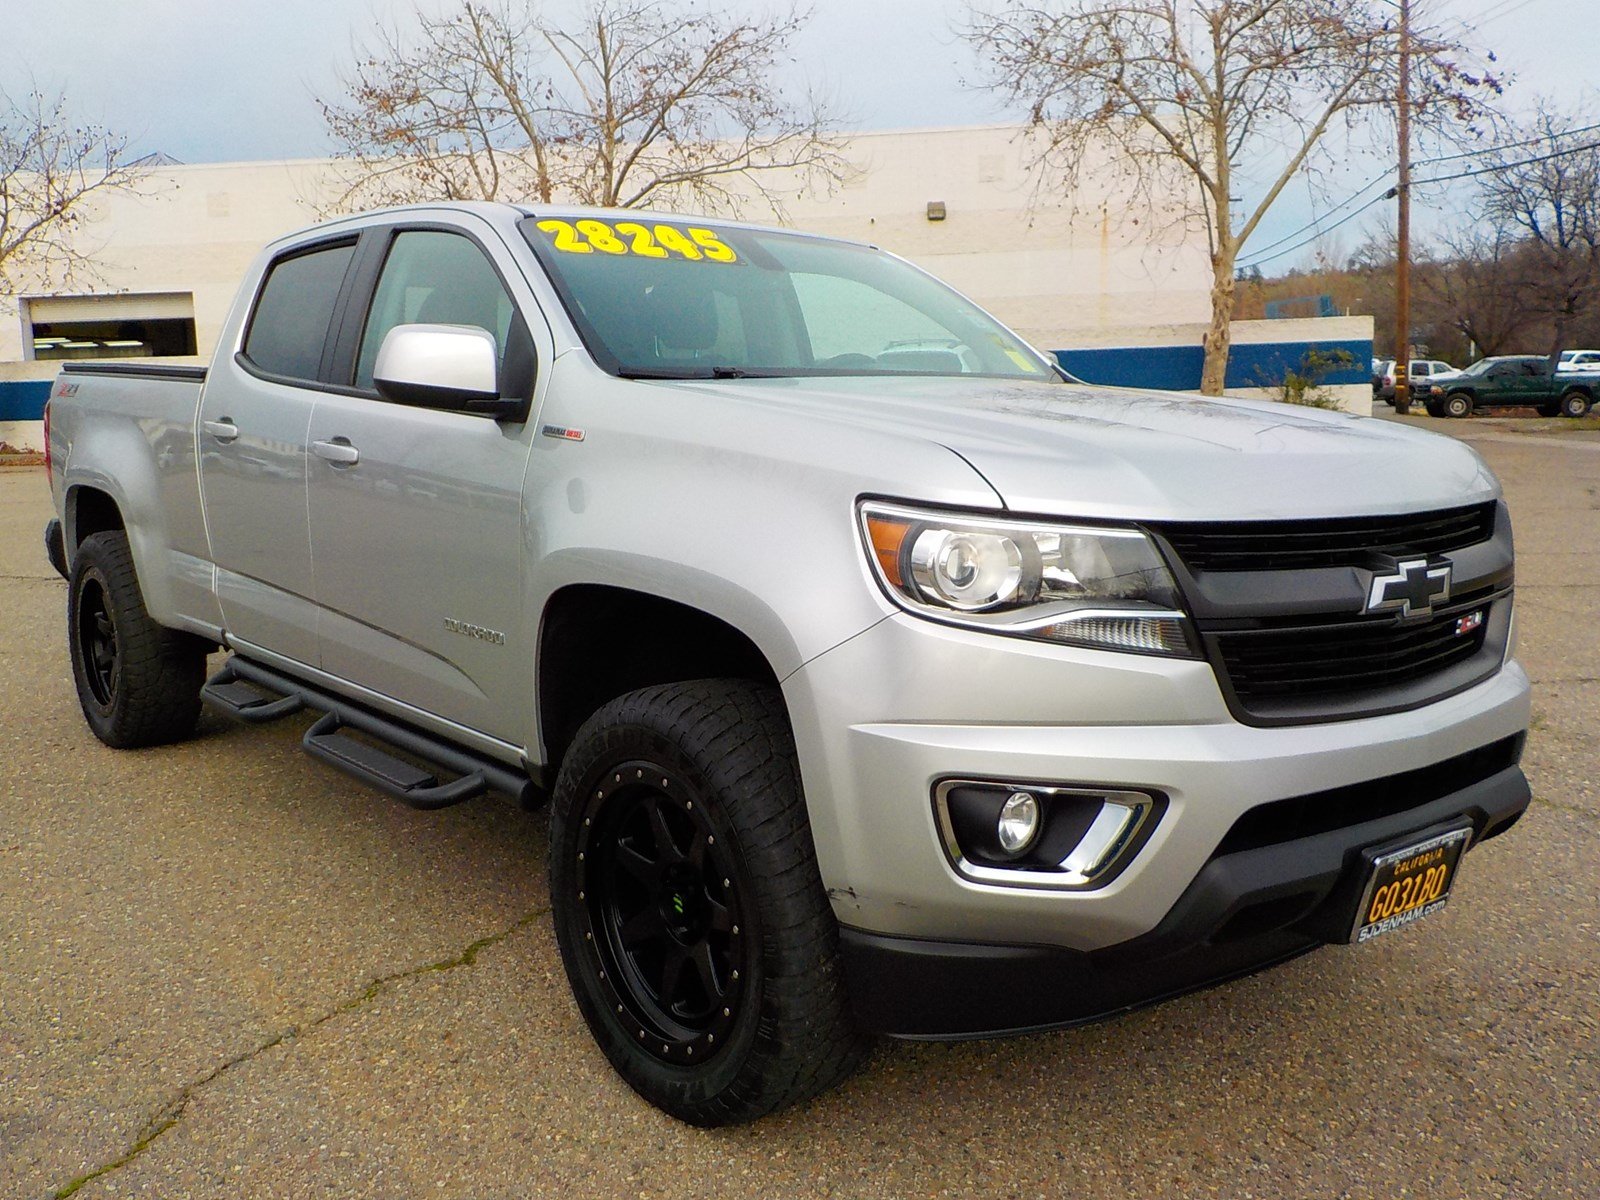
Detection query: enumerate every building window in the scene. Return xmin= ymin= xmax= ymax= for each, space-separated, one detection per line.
xmin=31 ymin=317 xmax=198 ymax=360
xmin=26 ymin=292 xmax=198 ymax=361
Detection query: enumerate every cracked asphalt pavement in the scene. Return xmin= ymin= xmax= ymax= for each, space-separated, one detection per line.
xmin=2 ymin=417 xmax=1597 ymax=1198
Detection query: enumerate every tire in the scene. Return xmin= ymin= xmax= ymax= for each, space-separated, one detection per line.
xmin=1424 ymin=401 xmax=1445 ymax=418
xmin=1537 ymin=403 xmax=1561 ymax=417
xmin=1443 ymin=392 xmax=1473 ymax=419
xmin=67 ymin=531 xmax=208 ymax=748
xmin=1560 ymin=390 xmax=1593 ymax=418
xmin=549 ymin=679 xmax=867 ymax=1125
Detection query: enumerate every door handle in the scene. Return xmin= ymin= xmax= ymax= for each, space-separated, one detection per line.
xmin=202 ymin=418 xmax=239 ymax=443
xmin=311 ymin=438 xmax=360 ymax=466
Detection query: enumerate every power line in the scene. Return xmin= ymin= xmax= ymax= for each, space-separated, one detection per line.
xmin=1237 ymin=127 xmax=1600 ymax=271
xmin=1236 ymin=190 xmax=1395 ymax=270
xmin=1238 ymin=169 xmax=1395 ymax=261
xmin=1471 ymin=0 xmax=1540 ymax=26
xmin=1414 ymin=137 xmax=1600 ymax=186
xmin=1414 ymin=120 xmax=1600 ymax=169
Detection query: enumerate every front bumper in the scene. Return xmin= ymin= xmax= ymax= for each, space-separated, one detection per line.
xmin=782 ymin=612 xmax=1532 ymax=1036
xmin=841 ymin=755 xmax=1528 ymax=1037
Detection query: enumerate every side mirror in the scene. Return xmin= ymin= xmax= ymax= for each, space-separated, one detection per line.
xmin=372 ymin=324 xmax=519 ymax=418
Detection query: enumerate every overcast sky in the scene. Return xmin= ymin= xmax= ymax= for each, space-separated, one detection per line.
xmin=3 ymin=0 xmax=1596 ymax=266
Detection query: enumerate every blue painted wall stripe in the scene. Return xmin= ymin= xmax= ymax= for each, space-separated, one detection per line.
xmin=0 ymin=380 xmax=52 ymax=422
xmin=1 ymin=337 xmax=1372 ymax=422
xmin=1055 ymin=339 xmax=1372 ymax=392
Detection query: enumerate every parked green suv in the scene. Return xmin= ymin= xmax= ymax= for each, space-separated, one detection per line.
xmin=1425 ymin=355 xmax=1597 ymax=418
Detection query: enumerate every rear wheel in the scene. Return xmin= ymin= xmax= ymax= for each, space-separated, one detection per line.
xmin=68 ymin=531 xmax=208 ymax=747
xmin=1443 ymin=392 xmax=1473 ymax=419
xmin=549 ymin=679 xmax=866 ymax=1125
xmin=1560 ymin=390 xmax=1593 ymax=418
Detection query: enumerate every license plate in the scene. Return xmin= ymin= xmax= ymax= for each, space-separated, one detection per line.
xmin=1350 ymin=825 xmax=1472 ymax=944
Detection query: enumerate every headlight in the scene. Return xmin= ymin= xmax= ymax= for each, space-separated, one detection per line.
xmin=858 ymin=501 xmax=1195 ymax=656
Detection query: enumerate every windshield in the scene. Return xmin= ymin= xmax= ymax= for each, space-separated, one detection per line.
xmin=1461 ymin=359 xmax=1495 ymax=376
xmin=520 ymin=214 xmax=1055 ymax=382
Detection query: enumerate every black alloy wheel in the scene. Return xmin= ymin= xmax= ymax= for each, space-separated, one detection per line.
xmin=75 ymin=574 xmax=120 ymax=708
xmin=579 ymin=760 xmax=751 ymax=1065
xmin=549 ymin=679 xmax=866 ymax=1126
xmin=67 ymin=531 xmax=208 ymax=748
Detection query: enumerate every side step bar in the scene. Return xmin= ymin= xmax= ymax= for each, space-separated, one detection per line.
xmin=202 ymin=657 xmax=540 ymax=811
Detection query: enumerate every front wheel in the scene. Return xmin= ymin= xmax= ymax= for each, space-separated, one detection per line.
xmin=549 ymin=679 xmax=867 ymax=1125
xmin=1443 ymin=392 xmax=1474 ymax=419
xmin=67 ymin=531 xmax=209 ymax=748
xmin=1560 ymin=390 xmax=1593 ymax=418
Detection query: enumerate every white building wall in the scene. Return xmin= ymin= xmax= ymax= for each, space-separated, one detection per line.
xmin=0 ymin=125 xmax=1215 ymax=367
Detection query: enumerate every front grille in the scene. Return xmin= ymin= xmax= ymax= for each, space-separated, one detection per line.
xmin=1213 ymin=604 xmax=1491 ymax=704
xmin=1150 ymin=501 xmax=1509 ymax=723
xmin=1154 ymin=503 xmax=1495 ymax=573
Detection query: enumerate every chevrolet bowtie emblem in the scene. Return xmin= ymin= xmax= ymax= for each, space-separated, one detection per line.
xmin=1366 ymin=558 xmax=1452 ymax=619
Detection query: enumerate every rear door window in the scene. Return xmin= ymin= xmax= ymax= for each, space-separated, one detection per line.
xmin=243 ymin=240 xmax=358 ymax=382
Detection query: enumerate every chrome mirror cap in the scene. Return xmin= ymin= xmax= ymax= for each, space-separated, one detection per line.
xmin=373 ymin=323 xmax=499 ymax=409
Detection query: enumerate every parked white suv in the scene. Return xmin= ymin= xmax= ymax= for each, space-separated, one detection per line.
xmin=1375 ymin=358 xmax=1457 ymax=404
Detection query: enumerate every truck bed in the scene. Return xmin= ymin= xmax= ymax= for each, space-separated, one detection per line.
xmin=50 ymin=358 xmax=217 ymax=636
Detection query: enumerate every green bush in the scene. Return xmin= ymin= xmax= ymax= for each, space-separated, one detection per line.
xmin=1259 ymin=347 xmax=1356 ymax=410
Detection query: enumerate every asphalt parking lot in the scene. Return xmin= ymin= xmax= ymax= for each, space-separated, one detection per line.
xmin=2 ymin=417 xmax=1596 ymax=1199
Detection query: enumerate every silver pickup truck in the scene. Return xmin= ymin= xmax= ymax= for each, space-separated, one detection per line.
xmin=43 ymin=202 xmax=1531 ymax=1125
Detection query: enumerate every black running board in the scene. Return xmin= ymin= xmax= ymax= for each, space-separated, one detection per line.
xmin=202 ymin=657 xmax=539 ymax=811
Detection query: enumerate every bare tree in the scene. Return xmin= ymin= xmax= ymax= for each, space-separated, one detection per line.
xmin=319 ymin=0 xmax=847 ymax=216
xmin=1478 ymin=101 xmax=1600 ymax=356
xmin=0 ymin=90 xmax=146 ymax=291
xmin=1415 ymin=223 xmax=1537 ymax=359
xmin=963 ymin=0 xmax=1496 ymax=394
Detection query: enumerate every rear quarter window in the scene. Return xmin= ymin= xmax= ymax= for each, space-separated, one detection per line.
xmin=243 ymin=239 xmax=358 ymax=382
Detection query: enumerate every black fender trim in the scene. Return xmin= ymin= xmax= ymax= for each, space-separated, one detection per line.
xmin=44 ymin=518 xmax=68 ymax=580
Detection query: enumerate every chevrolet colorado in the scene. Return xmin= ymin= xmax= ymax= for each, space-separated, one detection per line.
xmin=44 ymin=202 xmax=1531 ymax=1124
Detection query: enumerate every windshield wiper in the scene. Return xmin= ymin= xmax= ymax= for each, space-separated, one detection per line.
xmin=616 ymin=367 xmax=708 ymax=380
xmin=617 ymin=365 xmax=788 ymax=381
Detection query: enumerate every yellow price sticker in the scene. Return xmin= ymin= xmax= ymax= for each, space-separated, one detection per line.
xmin=536 ymin=218 xmax=738 ymax=263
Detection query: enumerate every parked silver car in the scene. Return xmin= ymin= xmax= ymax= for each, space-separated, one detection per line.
xmin=44 ymin=203 xmax=1531 ymax=1123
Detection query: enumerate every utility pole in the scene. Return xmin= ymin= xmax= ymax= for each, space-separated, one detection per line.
xmin=1393 ymin=0 xmax=1413 ymax=415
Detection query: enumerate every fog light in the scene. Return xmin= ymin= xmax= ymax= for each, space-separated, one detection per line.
xmin=996 ymin=792 xmax=1041 ymax=856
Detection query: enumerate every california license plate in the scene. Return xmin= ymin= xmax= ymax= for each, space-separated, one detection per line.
xmin=1350 ymin=825 xmax=1472 ymax=944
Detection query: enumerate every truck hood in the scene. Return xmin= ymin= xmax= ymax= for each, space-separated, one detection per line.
xmin=649 ymin=375 xmax=1499 ymax=522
